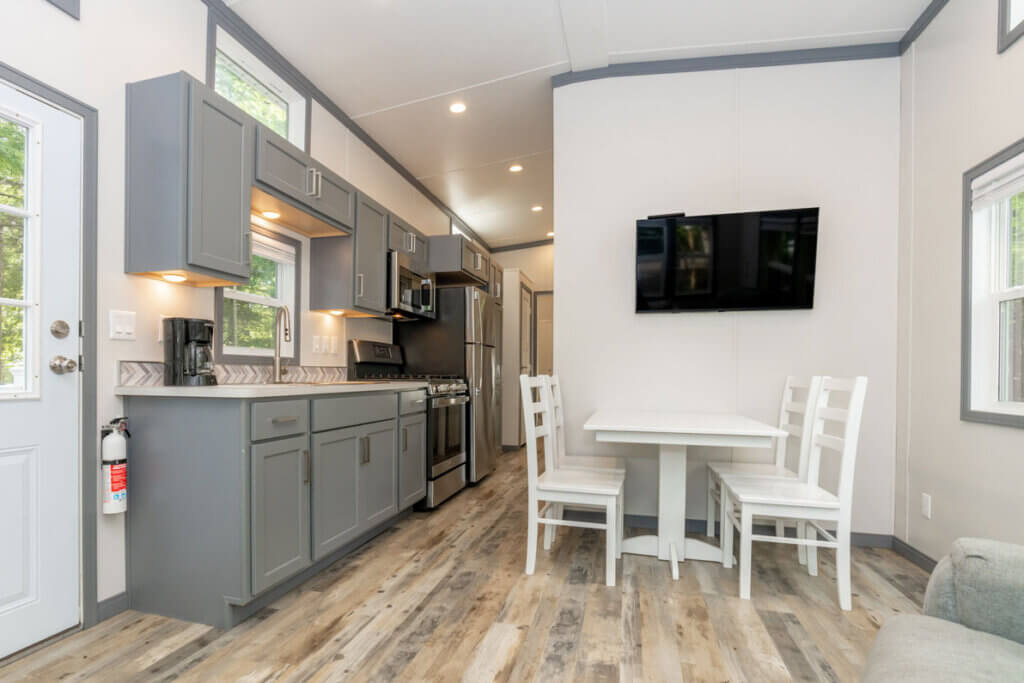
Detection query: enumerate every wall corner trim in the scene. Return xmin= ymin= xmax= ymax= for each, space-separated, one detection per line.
xmin=899 ymin=0 xmax=951 ymax=54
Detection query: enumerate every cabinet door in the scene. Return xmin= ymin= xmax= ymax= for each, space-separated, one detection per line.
xmin=255 ymin=126 xmax=314 ymax=206
xmin=388 ymin=222 xmax=408 ymax=253
xmin=313 ymin=164 xmax=356 ymax=230
xmin=311 ymin=426 xmax=361 ymax=560
xmin=398 ymin=413 xmax=426 ymax=510
xmin=187 ymin=83 xmax=253 ymax=279
xmin=410 ymin=233 xmax=429 ymax=274
xmin=251 ymin=436 xmax=311 ymax=594
xmin=358 ymin=420 xmax=398 ymax=528
xmin=354 ymin=195 xmax=389 ymax=313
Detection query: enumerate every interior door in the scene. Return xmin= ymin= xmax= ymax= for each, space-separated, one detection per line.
xmin=518 ymin=286 xmax=533 ymax=444
xmin=0 ymin=81 xmax=82 ymax=658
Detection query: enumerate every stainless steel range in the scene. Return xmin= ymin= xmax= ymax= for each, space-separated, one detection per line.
xmin=349 ymin=340 xmax=468 ymax=507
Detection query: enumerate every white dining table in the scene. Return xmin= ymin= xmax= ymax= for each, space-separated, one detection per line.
xmin=583 ymin=410 xmax=786 ymax=580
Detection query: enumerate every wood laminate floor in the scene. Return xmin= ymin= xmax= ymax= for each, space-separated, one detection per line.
xmin=0 ymin=451 xmax=928 ymax=682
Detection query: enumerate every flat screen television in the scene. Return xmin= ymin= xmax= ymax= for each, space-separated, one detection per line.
xmin=636 ymin=207 xmax=819 ymax=312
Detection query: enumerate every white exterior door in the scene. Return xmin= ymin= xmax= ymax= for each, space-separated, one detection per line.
xmin=0 ymin=80 xmax=82 ymax=658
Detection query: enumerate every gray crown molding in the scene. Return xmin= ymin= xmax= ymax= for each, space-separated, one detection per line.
xmin=0 ymin=60 xmax=99 ymax=627
xmin=960 ymin=135 xmax=1024 ymax=429
xmin=491 ymin=238 xmax=554 ymax=253
xmin=45 ymin=0 xmax=80 ymax=20
xmin=998 ymin=0 xmax=1024 ymax=53
xmin=900 ymin=0 xmax=951 ymax=54
xmin=552 ymin=43 xmax=900 ymax=88
xmin=201 ymin=0 xmax=491 ymax=251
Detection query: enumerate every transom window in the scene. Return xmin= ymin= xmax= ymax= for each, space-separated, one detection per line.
xmin=0 ymin=113 xmax=36 ymax=395
xmin=213 ymin=26 xmax=306 ymax=149
xmin=965 ymin=142 xmax=1024 ymax=424
xmin=221 ymin=231 xmax=296 ymax=359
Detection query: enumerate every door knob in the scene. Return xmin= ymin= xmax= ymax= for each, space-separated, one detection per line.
xmin=49 ymin=356 xmax=77 ymax=374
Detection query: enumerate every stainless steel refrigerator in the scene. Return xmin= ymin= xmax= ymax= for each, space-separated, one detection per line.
xmin=395 ymin=286 xmax=500 ymax=482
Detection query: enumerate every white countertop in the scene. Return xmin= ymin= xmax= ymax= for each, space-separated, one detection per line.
xmin=583 ymin=410 xmax=786 ymax=437
xmin=115 ymin=381 xmax=428 ymax=399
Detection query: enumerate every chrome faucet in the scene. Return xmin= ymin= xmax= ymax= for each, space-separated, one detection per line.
xmin=272 ymin=306 xmax=291 ymax=383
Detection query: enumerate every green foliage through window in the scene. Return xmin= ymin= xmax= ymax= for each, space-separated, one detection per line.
xmin=214 ymin=49 xmax=288 ymax=138
xmin=1008 ymin=192 xmax=1024 ymax=288
xmin=0 ymin=117 xmax=27 ymax=388
xmin=222 ymin=299 xmax=275 ymax=351
xmin=232 ymin=254 xmax=277 ymax=298
xmin=0 ymin=118 xmax=26 ymax=209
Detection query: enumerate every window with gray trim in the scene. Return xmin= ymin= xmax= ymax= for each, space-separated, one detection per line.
xmin=215 ymin=227 xmax=301 ymax=364
xmin=963 ymin=136 xmax=1024 ymax=427
xmin=999 ymin=0 xmax=1024 ymax=52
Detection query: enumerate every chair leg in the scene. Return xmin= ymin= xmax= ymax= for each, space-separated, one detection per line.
xmin=775 ymin=520 xmax=785 ymax=539
xmin=526 ymin=501 xmax=538 ymax=575
xmin=797 ymin=521 xmax=808 ymax=565
xmin=605 ymin=497 xmax=617 ymax=587
xmin=739 ymin=508 xmax=753 ymax=600
xmin=543 ymin=503 xmax=560 ymax=550
xmin=721 ymin=491 xmax=733 ymax=568
xmin=805 ymin=524 xmax=818 ymax=577
xmin=836 ymin=525 xmax=852 ymax=611
xmin=617 ymin=492 xmax=624 ymax=560
xmin=706 ymin=474 xmax=716 ymax=538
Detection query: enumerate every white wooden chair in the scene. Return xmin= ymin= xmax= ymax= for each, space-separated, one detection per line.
xmin=721 ymin=376 xmax=868 ymax=610
xmin=548 ymin=375 xmax=626 ymax=476
xmin=521 ymin=374 xmax=625 ymax=587
xmin=706 ymin=376 xmax=824 ymax=564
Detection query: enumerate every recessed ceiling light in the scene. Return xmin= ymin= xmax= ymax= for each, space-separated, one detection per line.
xmin=508 ymin=164 xmax=523 ymax=173
xmin=162 ymin=274 xmax=187 ymax=283
xmin=449 ymin=102 xmax=467 ymax=114
xmin=261 ymin=210 xmax=281 ymax=220
xmin=531 ymin=205 xmax=543 ymax=212
xmin=547 ymin=231 xmax=555 ymax=237
xmin=328 ymin=310 xmax=344 ymax=316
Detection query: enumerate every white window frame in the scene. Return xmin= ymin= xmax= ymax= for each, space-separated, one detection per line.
xmin=963 ymin=138 xmax=1024 ymax=426
xmin=999 ymin=0 xmax=1024 ymax=53
xmin=222 ymin=231 xmax=296 ymax=359
xmin=214 ymin=26 xmax=307 ymax=149
xmin=0 ymin=106 xmax=41 ymax=399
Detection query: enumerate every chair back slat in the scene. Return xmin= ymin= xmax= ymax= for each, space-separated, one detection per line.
xmin=805 ymin=376 xmax=868 ymax=511
xmin=520 ymin=374 xmax=554 ymax=496
xmin=776 ymin=376 xmax=823 ymax=475
xmin=547 ymin=374 xmax=567 ymax=468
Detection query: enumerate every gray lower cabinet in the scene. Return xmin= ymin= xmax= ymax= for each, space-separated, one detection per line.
xmin=311 ymin=426 xmax=361 ymax=560
xmin=125 ymin=71 xmax=253 ymax=284
xmin=354 ymin=194 xmax=389 ymax=313
xmin=251 ymin=435 xmax=312 ymax=595
xmin=398 ymin=412 xmax=427 ymax=510
xmin=359 ymin=420 xmax=399 ymax=527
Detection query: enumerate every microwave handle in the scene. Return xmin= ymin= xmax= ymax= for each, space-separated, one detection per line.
xmin=422 ymin=277 xmax=435 ymax=312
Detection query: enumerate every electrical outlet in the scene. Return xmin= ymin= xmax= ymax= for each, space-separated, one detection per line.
xmin=921 ymin=493 xmax=932 ymax=520
xmin=109 ymin=310 xmax=136 ymax=341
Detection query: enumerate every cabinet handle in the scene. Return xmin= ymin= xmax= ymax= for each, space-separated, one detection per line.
xmin=357 ymin=273 xmax=364 ymax=298
xmin=306 ymin=167 xmax=317 ymax=196
xmin=271 ymin=416 xmax=299 ymax=425
xmin=315 ymin=170 xmax=323 ymax=199
xmin=402 ymin=426 xmax=408 ymax=453
xmin=243 ymin=231 xmax=251 ymax=266
xmin=360 ymin=436 xmax=370 ymax=465
xmin=303 ymin=449 xmax=310 ymax=484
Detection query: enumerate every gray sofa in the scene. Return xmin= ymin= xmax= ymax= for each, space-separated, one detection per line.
xmin=863 ymin=538 xmax=1024 ymax=682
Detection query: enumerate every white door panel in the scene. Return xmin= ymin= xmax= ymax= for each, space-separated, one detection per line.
xmin=0 ymin=80 xmax=82 ymax=658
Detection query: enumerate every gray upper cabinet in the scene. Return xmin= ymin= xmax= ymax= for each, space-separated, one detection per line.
xmin=255 ymin=126 xmax=356 ymax=231
xmin=311 ymin=426 xmax=361 ymax=560
xmin=489 ymin=261 xmax=503 ymax=305
xmin=354 ymin=194 xmax=389 ymax=314
xmin=251 ymin=435 xmax=312 ymax=595
xmin=429 ymin=234 xmax=489 ymax=286
xmin=398 ymin=412 xmax=427 ymax=510
xmin=359 ymin=419 xmax=398 ymax=528
xmin=389 ymin=215 xmax=429 ymax=274
xmin=126 ymin=72 xmax=253 ymax=284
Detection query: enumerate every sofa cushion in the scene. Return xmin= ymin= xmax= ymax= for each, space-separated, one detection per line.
xmin=949 ymin=538 xmax=1024 ymax=645
xmin=862 ymin=615 xmax=1024 ymax=682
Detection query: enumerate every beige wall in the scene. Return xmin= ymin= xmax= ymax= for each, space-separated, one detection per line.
xmin=553 ymin=59 xmax=901 ymax=531
xmin=494 ymin=243 xmax=553 ymax=290
xmin=896 ymin=0 xmax=1024 ymax=558
xmin=3 ymin=0 xmax=456 ymax=599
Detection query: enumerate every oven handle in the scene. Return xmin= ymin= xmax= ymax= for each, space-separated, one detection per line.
xmin=431 ymin=396 xmax=469 ymax=408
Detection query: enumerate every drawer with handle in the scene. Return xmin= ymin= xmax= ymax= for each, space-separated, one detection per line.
xmin=312 ymin=393 xmax=397 ymax=432
xmin=251 ymin=399 xmax=310 ymax=441
xmin=399 ymin=390 xmax=427 ymax=415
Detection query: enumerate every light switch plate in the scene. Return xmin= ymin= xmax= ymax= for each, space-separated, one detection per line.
xmin=109 ymin=310 xmax=137 ymax=341
xmin=921 ymin=493 xmax=932 ymax=520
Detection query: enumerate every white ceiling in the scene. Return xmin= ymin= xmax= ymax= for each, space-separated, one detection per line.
xmin=229 ymin=0 xmax=932 ymax=248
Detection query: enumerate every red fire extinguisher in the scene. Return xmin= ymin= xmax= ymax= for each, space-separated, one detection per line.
xmin=101 ymin=418 xmax=129 ymax=514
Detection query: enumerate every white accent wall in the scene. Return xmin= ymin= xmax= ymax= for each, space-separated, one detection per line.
xmin=896 ymin=0 xmax=1024 ymax=558
xmin=4 ymin=0 xmax=452 ymax=600
xmin=553 ymin=59 xmax=901 ymax=533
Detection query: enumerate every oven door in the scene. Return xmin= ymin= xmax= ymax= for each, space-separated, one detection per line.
xmin=427 ymin=395 xmax=468 ymax=477
xmin=389 ymin=252 xmax=435 ymax=319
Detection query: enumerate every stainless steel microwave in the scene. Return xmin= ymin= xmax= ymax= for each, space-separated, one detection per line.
xmin=388 ymin=251 xmax=435 ymax=319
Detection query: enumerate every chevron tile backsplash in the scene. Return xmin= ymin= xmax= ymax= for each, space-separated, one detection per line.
xmin=119 ymin=361 xmax=346 ymax=387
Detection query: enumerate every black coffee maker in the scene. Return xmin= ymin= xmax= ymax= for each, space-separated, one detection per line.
xmin=164 ymin=318 xmax=217 ymax=386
